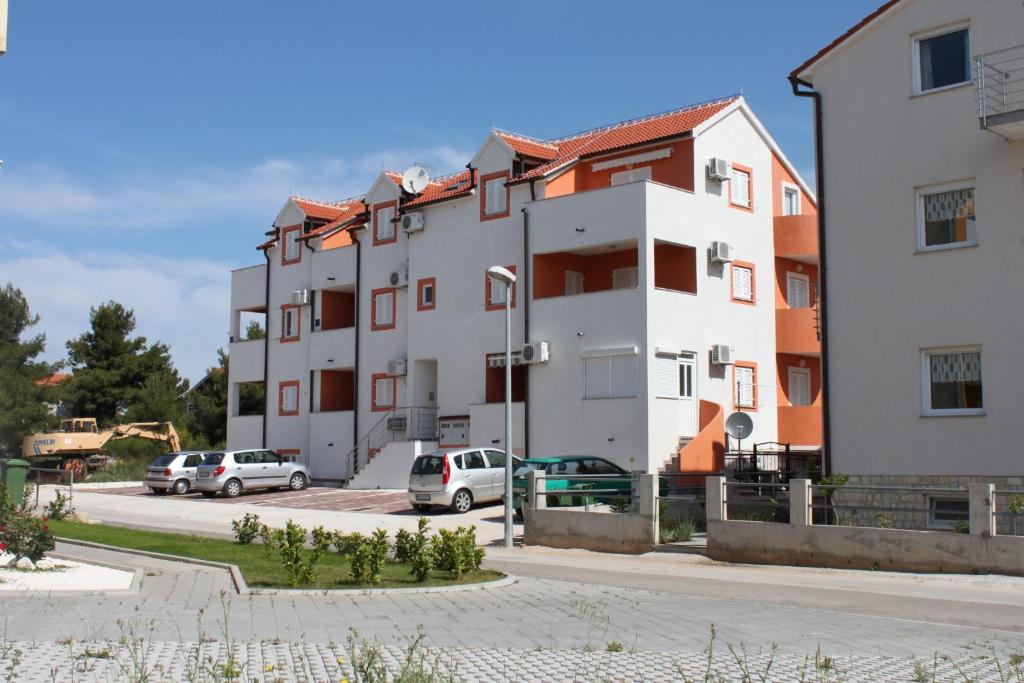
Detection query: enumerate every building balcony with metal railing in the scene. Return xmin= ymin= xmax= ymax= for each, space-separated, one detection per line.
xmin=976 ymin=44 xmax=1024 ymax=139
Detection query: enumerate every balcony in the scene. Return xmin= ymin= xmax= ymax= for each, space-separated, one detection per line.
xmin=310 ymin=327 xmax=355 ymax=370
xmin=773 ymin=215 xmax=818 ymax=262
xmin=976 ymin=45 xmax=1024 ymax=140
xmin=777 ymin=406 xmax=822 ymax=447
xmin=231 ymin=264 xmax=266 ymax=312
xmin=776 ymin=308 xmax=820 ymax=356
xmin=228 ymin=338 xmax=265 ymax=382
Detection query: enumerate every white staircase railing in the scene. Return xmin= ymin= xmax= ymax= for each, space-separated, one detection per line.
xmin=344 ymin=406 xmax=438 ymax=480
xmin=976 ymin=44 xmax=1024 ymax=127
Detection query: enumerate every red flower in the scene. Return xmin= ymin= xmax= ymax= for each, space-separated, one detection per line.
xmin=42 ymin=517 xmax=48 ymax=522
xmin=0 ymin=542 xmax=6 ymax=552
xmin=42 ymin=525 xmax=49 ymax=532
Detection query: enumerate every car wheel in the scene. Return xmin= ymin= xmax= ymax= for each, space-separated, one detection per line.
xmin=223 ymin=479 xmax=242 ymax=498
xmin=172 ymin=479 xmax=190 ymax=496
xmin=413 ymin=504 xmax=432 ymax=513
xmin=450 ymin=489 xmax=473 ymax=514
xmin=200 ymin=491 xmax=217 ymax=498
xmin=289 ymin=473 xmax=307 ymax=491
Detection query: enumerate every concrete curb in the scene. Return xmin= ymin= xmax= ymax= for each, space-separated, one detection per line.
xmin=49 ymin=550 xmax=145 ymax=593
xmin=54 ymin=537 xmax=514 ymax=596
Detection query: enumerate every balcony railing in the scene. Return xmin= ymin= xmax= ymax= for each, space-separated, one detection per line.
xmin=976 ymin=45 xmax=1024 ymax=139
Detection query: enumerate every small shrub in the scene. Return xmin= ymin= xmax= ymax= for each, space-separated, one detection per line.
xmin=873 ymin=512 xmax=894 ymax=529
xmin=951 ymin=520 xmax=970 ymax=534
xmin=230 ymin=513 xmax=263 ymax=544
xmin=393 ymin=527 xmax=415 ymax=563
xmin=408 ymin=517 xmax=435 ymax=582
xmin=432 ymin=525 xmax=484 ymax=578
xmin=606 ymin=641 xmax=623 ymax=653
xmin=265 ymin=520 xmax=328 ymax=587
xmin=607 ymin=497 xmax=631 ymax=514
xmin=0 ymin=486 xmax=55 ymax=562
xmin=45 ymin=490 xmax=70 ymax=521
xmin=346 ymin=529 xmax=390 ymax=585
xmin=334 ymin=531 xmax=366 ymax=556
xmin=660 ymin=516 xmax=696 ymax=543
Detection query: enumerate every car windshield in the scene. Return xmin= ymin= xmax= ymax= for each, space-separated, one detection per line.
xmin=202 ymin=453 xmax=224 ymax=466
xmin=512 ymin=461 xmax=546 ymax=477
xmin=151 ymin=454 xmax=177 ymax=467
xmin=411 ymin=455 xmax=444 ymax=475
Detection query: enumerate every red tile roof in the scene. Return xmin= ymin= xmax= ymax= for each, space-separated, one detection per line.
xmin=790 ymin=0 xmax=903 ymax=80
xmin=36 ymin=372 xmax=70 ymax=387
xmin=402 ymin=170 xmax=475 ymax=209
xmin=291 ymin=196 xmax=354 ymax=221
xmin=300 ymin=199 xmax=367 ymax=240
xmin=493 ymin=131 xmax=559 ymax=160
xmin=506 ymin=96 xmax=740 ymax=183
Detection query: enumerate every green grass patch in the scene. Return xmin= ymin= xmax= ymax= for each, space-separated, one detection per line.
xmin=50 ymin=520 xmax=503 ymax=589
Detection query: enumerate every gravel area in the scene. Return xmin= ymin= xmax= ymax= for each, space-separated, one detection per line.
xmin=0 ymin=557 xmax=134 ymax=592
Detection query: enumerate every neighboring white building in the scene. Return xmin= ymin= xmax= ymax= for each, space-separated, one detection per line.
xmin=791 ymin=0 xmax=1024 ymax=508
xmin=227 ymin=96 xmax=820 ymax=487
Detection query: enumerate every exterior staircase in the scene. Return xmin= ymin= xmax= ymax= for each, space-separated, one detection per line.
xmin=342 ymin=406 xmax=438 ymax=487
xmin=660 ymin=437 xmax=692 ymax=473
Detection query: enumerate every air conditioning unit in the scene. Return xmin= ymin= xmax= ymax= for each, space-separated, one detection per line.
xmin=389 ymin=269 xmax=409 ymax=288
xmin=291 ymin=289 xmax=311 ymax=305
xmin=521 ymin=341 xmax=550 ymax=364
xmin=710 ymin=241 xmax=733 ymax=263
xmin=387 ymin=358 xmax=407 ymax=376
xmin=706 ymin=158 xmax=731 ymax=182
xmin=401 ymin=212 xmax=425 ymax=233
xmin=711 ymin=344 xmax=734 ymax=365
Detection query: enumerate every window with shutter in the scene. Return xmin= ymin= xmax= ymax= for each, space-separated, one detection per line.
xmin=565 ymin=270 xmax=584 ymax=296
xmin=484 ymin=265 xmax=516 ymax=311
xmin=731 ymin=265 xmax=753 ymax=302
xmin=735 ymin=365 xmax=755 ymax=409
xmin=371 ymin=289 xmax=395 ymax=330
xmin=610 ymin=165 xmax=652 ymax=186
xmin=655 ymin=354 xmax=678 ymax=398
xmin=375 ymin=205 xmax=395 ymax=243
xmin=730 ymin=167 xmax=751 ymax=208
xmin=612 ymin=267 xmax=638 ymax=290
xmin=281 ymin=226 xmax=302 ymax=265
xmin=279 ymin=381 xmax=300 ymax=416
xmin=372 ymin=373 xmax=395 ymax=411
xmin=786 ymin=273 xmax=809 ymax=308
xmin=584 ymin=352 xmax=638 ymax=399
xmin=281 ymin=306 xmax=300 ymax=341
xmin=481 ymin=172 xmax=509 ymax=218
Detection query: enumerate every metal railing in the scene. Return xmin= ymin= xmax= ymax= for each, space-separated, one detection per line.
xmin=24 ymin=465 xmax=76 ymax=513
xmin=344 ymin=406 xmax=439 ymax=479
xmin=523 ymin=473 xmax=637 ymax=512
xmin=976 ymin=44 xmax=1024 ymax=127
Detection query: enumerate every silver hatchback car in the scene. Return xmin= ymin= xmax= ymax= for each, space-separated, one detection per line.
xmin=408 ymin=448 xmax=521 ymax=513
xmin=194 ymin=449 xmax=310 ymax=498
xmin=144 ymin=451 xmax=210 ymax=495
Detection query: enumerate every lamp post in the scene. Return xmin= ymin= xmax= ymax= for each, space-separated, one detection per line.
xmin=486 ymin=265 xmax=517 ymax=549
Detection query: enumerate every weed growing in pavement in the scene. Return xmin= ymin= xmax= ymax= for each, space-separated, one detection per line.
xmin=344 ymin=626 xmax=460 ymax=683
xmin=229 ymin=513 xmax=263 ymax=544
xmin=912 ymin=655 xmax=937 ymax=682
xmin=605 ymin=640 xmax=623 ymax=652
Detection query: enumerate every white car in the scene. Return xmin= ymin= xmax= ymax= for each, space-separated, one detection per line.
xmin=407 ymin=448 xmax=521 ymax=513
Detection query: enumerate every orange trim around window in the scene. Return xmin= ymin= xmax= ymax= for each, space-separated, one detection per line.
xmin=371 ymin=373 xmax=395 ymax=412
xmin=728 ymin=163 xmax=754 ymax=213
xmin=729 ymin=261 xmax=756 ymax=305
xmin=280 ymin=304 xmax=301 ymax=342
xmin=484 ymin=265 xmax=517 ymax=312
xmin=479 ymin=170 xmax=511 ymax=221
xmin=417 ymin=277 xmax=436 ymax=312
xmin=732 ymin=361 xmax=758 ymax=412
xmin=373 ymin=200 xmax=398 ymax=246
xmin=280 ymin=225 xmax=302 ymax=265
xmin=278 ymin=380 xmax=300 ymax=416
xmin=371 ymin=287 xmax=397 ymax=331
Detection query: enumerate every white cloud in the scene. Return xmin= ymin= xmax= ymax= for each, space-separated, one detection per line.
xmin=1 ymin=241 xmax=232 ymax=383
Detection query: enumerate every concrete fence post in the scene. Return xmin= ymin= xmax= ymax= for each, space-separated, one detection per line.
xmin=636 ymin=473 xmax=659 ymax=543
xmin=706 ymin=476 xmax=727 ymax=522
xmin=969 ymin=483 xmax=995 ymax=537
xmin=526 ymin=469 xmax=546 ymax=510
xmin=790 ymin=479 xmax=812 ymax=527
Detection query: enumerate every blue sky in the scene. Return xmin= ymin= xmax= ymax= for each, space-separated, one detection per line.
xmin=0 ymin=0 xmax=879 ymax=381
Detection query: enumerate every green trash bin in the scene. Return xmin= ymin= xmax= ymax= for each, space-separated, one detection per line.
xmin=1 ymin=459 xmax=31 ymax=507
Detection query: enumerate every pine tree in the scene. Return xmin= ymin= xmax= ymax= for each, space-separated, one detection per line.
xmin=0 ymin=284 xmax=56 ymax=451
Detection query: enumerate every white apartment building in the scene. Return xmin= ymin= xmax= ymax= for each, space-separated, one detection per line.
xmin=227 ymin=96 xmax=820 ymax=487
xmin=791 ymin=0 xmax=1024 ymax=507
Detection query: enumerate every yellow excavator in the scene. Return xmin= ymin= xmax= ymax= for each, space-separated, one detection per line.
xmin=21 ymin=418 xmax=181 ymax=477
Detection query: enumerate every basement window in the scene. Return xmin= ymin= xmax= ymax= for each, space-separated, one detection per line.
xmin=927 ymin=497 xmax=968 ymax=529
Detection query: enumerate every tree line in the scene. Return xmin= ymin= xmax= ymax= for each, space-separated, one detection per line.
xmin=0 ymin=282 xmax=262 ymax=454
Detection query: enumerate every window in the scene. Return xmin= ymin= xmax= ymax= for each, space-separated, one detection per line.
xmin=928 ymin=497 xmax=969 ymax=529
xmin=371 ymin=288 xmax=395 ymax=330
xmin=584 ymin=351 xmax=638 ymax=399
xmin=278 ymin=381 xmax=299 ymax=416
xmin=917 ymin=183 xmax=976 ymax=250
xmin=485 ymin=265 xmax=517 ymax=311
xmin=782 ymin=185 xmax=801 ymax=216
xmin=678 ymin=359 xmax=694 ymax=399
xmin=480 ymin=171 xmax=510 ymax=219
xmin=371 ymin=373 xmax=395 ymax=411
xmin=281 ymin=306 xmax=300 ymax=342
xmin=731 ymin=263 xmax=754 ymax=303
xmin=611 ymin=267 xmax=638 ymax=290
xmin=729 ymin=165 xmax=752 ymax=209
xmin=374 ymin=204 xmax=396 ymax=245
xmin=788 ymin=367 xmax=812 ymax=406
xmin=565 ymin=270 xmax=584 ymax=296
xmin=463 ymin=451 xmax=486 ymax=469
xmin=417 ymin=277 xmax=436 ymax=312
xmin=655 ymin=354 xmax=679 ymax=398
xmin=915 ymin=27 xmax=969 ymax=94
xmin=610 ymin=165 xmax=652 ymax=186
xmin=281 ymin=226 xmax=301 ymax=265
xmin=734 ymin=363 xmax=756 ymax=410
xmin=484 ymin=450 xmax=506 ymax=468
xmin=183 ymin=454 xmax=203 ymax=468
xmin=923 ymin=347 xmax=983 ymax=416
xmin=786 ymin=272 xmax=810 ymax=308
xmin=581 ymin=458 xmax=623 ymax=475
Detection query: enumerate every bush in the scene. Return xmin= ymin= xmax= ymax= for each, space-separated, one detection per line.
xmin=660 ymin=516 xmax=696 ymax=543
xmin=408 ymin=517 xmax=435 ymax=582
xmin=0 ymin=485 xmax=55 ymax=562
xmin=264 ymin=520 xmax=329 ymax=587
xmin=230 ymin=513 xmax=263 ymax=544
xmin=346 ymin=529 xmax=390 ymax=585
xmin=46 ymin=489 xmax=70 ymax=521
xmin=393 ymin=527 xmax=415 ymax=563
xmin=432 ymin=525 xmax=484 ymax=578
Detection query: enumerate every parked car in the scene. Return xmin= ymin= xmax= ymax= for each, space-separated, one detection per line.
xmin=144 ymin=451 xmax=210 ymax=495
xmin=407 ymin=448 xmax=522 ymax=513
xmin=194 ymin=449 xmax=309 ymax=498
xmin=511 ymin=456 xmax=635 ymax=518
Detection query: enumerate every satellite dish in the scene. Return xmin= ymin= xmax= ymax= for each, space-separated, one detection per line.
xmin=401 ymin=166 xmax=430 ymax=194
xmin=725 ymin=412 xmax=754 ymax=440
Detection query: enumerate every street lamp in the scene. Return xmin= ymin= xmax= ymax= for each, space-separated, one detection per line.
xmin=486 ymin=265 xmax=517 ymax=549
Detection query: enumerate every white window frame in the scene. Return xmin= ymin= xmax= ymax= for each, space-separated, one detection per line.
xmin=921 ymin=345 xmax=984 ymax=417
xmin=420 ymin=282 xmax=434 ymax=307
xmin=786 ymin=272 xmax=810 ymax=308
xmin=730 ymin=168 xmax=751 ymax=207
xmin=583 ymin=348 xmax=638 ymax=400
xmin=911 ymin=23 xmax=971 ymax=96
xmin=781 ymin=182 xmax=801 ymax=216
xmin=787 ymin=367 xmax=812 ymax=407
xmin=282 ymin=308 xmax=299 ymax=340
xmin=376 ymin=206 xmax=395 ymax=242
xmin=280 ymin=384 xmax=299 ymax=414
xmin=374 ymin=376 xmax=394 ymax=409
xmin=284 ymin=229 xmax=301 ymax=261
xmin=735 ymin=365 xmax=755 ymax=409
xmin=374 ymin=291 xmax=394 ymax=327
xmin=926 ymin=496 xmax=969 ymax=529
xmin=612 ymin=266 xmax=638 ymax=290
xmin=484 ymin=177 xmax=507 ymax=216
xmin=732 ymin=265 xmax=753 ymax=302
xmin=915 ymin=180 xmax=977 ymax=252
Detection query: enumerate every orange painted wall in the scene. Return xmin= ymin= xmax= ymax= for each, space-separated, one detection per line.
xmin=773 ymin=257 xmax=818 ymax=308
xmin=583 ymin=248 xmax=638 ymax=292
xmin=533 ymin=248 xmax=639 ymax=298
xmin=775 ymin=354 xmax=822 ymax=406
xmin=677 ymin=400 xmax=726 ymax=482
xmin=654 ymin=243 xmax=697 ymax=293
xmin=320 ymin=369 xmax=354 ymax=412
xmin=545 ymin=139 xmax=695 ymax=198
xmin=770 ymin=153 xmax=817 ymax=217
xmin=321 ymin=231 xmax=354 ymax=250
xmin=321 ymin=290 xmax=355 ymax=330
